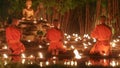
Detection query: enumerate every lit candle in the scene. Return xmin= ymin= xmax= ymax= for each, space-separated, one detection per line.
xmin=2 ymin=45 xmax=8 ymax=49
xmin=21 ymin=59 xmax=26 ymax=64
xmin=85 ymin=60 xmax=92 ymax=66
xmin=110 ymin=60 xmax=118 ymax=67
xmin=71 ymin=45 xmax=75 ymax=49
xmin=39 ymin=62 xmax=43 ymax=67
xmin=21 ymin=53 xmax=26 ymax=58
xmin=53 ymin=60 xmax=56 ymax=64
xmin=74 ymin=61 xmax=77 ymax=66
xmin=3 ymin=54 xmax=8 ymax=59
xmin=70 ymin=61 xmax=74 ymax=66
xmin=38 ymin=52 xmax=43 ymax=59
xmin=38 ymin=45 xmax=42 ymax=48
xmin=4 ymin=60 xmax=8 ymax=65
xmin=73 ymin=49 xmax=81 ymax=59
xmin=45 ymin=61 xmax=49 ymax=66
xmin=27 ymin=40 xmax=31 ymax=42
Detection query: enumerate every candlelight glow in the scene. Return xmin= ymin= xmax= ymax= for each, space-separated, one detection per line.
xmin=21 ymin=53 xmax=26 ymax=58
xmin=46 ymin=61 xmax=49 ymax=65
xmin=2 ymin=45 xmax=8 ymax=49
xmin=38 ymin=45 xmax=43 ymax=48
xmin=39 ymin=62 xmax=43 ymax=67
xmin=38 ymin=52 xmax=43 ymax=59
xmin=27 ymin=40 xmax=31 ymax=42
xmin=3 ymin=54 xmax=8 ymax=59
xmin=110 ymin=60 xmax=118 ymax=67
xmin=71 ymin=45 xmax=75 ymax=49
xmin=73 ymin=49 xmax=81 ymax=59
xmin=110 ymin=42 xmax=116 ymax=47
xmin=21 ymin=59 xmax=26 ymax=64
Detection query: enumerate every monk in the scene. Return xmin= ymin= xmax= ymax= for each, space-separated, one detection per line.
xmin=90 ymin=16 xmax=112 ymax=56
xmin=6 ymin=17 xmax=25 ymax=55
xmin=46 ymin=19 xmax=66 ymax=56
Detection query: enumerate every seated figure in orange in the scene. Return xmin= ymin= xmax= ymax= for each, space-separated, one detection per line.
xmin=46 ymin=19 xmax=66 ymax=56
xmin=6 ymin=17 xmax=25 ymax=55
xmin=90 ymin=16 xmax=112 ymax=56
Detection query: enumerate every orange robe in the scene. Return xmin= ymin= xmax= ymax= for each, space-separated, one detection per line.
xmin=90 ymin=24 xmax=112 ymax=56
xmin=6 ymin=26 xmax=25 ymax=55
xmin=46 ymin=28 xmax=66 ymax=53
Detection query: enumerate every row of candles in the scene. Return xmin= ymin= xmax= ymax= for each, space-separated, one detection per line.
xmin=0 ymin=33 xmax=120 ymax=67
xmin=1 ymin=53 xmax=120 ymax=67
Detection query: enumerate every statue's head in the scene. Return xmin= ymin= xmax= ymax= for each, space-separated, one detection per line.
xmin=26 ymin=0 xmax=32 ymax=9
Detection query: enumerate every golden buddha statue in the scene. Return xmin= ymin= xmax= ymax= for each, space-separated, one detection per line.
xmin=22 ymin=0 xmax=34 ymax=21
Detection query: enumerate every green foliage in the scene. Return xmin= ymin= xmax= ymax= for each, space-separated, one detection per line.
xmin=0 ymin=0 xmax=103 ymax=22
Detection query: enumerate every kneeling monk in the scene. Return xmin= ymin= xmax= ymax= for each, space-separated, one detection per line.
xmin=6 ymin=17 xmax=25 ymax=55
xmin=90 ymin=16 xmax=112 ymax=56
xmin=46 ymin=19 xmax=66 ymax=56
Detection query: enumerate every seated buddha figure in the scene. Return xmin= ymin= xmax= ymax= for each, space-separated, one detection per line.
xmin=22 ymin=0 xmax=34 ymax=21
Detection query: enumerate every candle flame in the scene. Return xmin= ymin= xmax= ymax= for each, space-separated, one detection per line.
xmin=73 ymin=49 xmax=81 ymax=59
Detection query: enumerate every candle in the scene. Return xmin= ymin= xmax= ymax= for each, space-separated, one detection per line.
xmin=3 ymin=54 xmax=8 ymax=59
xmin=21 ymin=59 xmax=26 ymax=64
xmin=21 ymin=53 xmax=26 ymax=58
xmin=45 ymin=61 xmax=49 ymax=66
xmin=39 ymin=62 xmax=43 ymax=67
xmin=73 ymin=49 xmax=81 ymax=59
xmin=38 ymin=52 xmax=43 ymax=59
xmin=2 ymin=45 xmax=8 ymax=49
xmin=38 ymin=45 xmax=42 ymax=48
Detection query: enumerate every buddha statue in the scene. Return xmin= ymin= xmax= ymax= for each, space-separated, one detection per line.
xmin=22 ymin=0 xmax=34 ymax=21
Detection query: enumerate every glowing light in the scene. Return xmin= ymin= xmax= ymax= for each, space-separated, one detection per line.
xmin=21 ymin=59 xmax=26 ymax=64
xmin=73 ymin=49 xmax=81 ymax=59
xmin=27 ymin=40 xmax=31 ymax=42
xmin=64 ymin=41 xmax=68 ymax=44
xmin=110 ymin=42 xmax=116 ymax=47
xmin=39 ymin=62 xmax=43 ymax=67
xmin=66 ymin=35 xmax=71 ymax=39
xmin=75 ymin=38 xmax=78 ymax=42
xmin=28 ymin=54 xmax=35 ymax=59
xmin=52 ymin=56 xmax=57 ymax=59
xmin=2 ymin=45 xmax=8 ymax=49
xmin=86 ymin=60 xmax=92 ymax=66
xmin=64 ymin=33 xmax=67 ymax=36
xmin=38 ymin=52 xmax=43 ymax=59
xmin=33 ymin=20 xmax=37 ymax=24
xmin=110 ymin=60 xmax=118 ymax=67
xmin=78 ymin=37 xmax=82 ymax=40
xmin=88 ymin=42 xmax=92 ymax=45
xmin=67 ymin=61 xmax=70 ymax=65
xmin=46 ymin=43 xmax=50 ymax=45
xmin=4 ymin=60 xmax=8 ymax=65
xmin=93 ymin=38 xmax=96 ymax=42
xmin=75 ymin=34 xmax=78 ymax=37
xmin=53 ymin=60 xmax=56 ymax=64
xmin=71 ymin=61 xmax=74 ymax=66
xmin=74 ymin=61 xmax=77 ymax=66
xmin=64 ymin=61 xmax=67 ymax=65
xmin=3 ymin=54 xmax=8 ymax=59
xmin=63 ymin=45 xmax=67 ymax=49
xmin=38 ymin=45 xmax=42 ymax=48
xmin=21 ymin=53 xmax=26 ymax=58
xmin=46 ymin=61 xmax=49 ymax=65
xmin=40 ymin=17 xmax=43 ymax=20
xmin=71 ymin=45 xmax=75 ymax=49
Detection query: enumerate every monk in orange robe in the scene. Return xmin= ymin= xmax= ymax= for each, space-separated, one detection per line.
xmin=6 ymin=18 xmax=25 ymax=55
xmin=90 ymin=16 xmax=112 ymax=56
xmin=46 ymin=19 xmax=66 ymax=56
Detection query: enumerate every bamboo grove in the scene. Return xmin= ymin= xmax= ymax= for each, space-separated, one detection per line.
xmin=0 ymin=0 xmax=120 ymax=36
